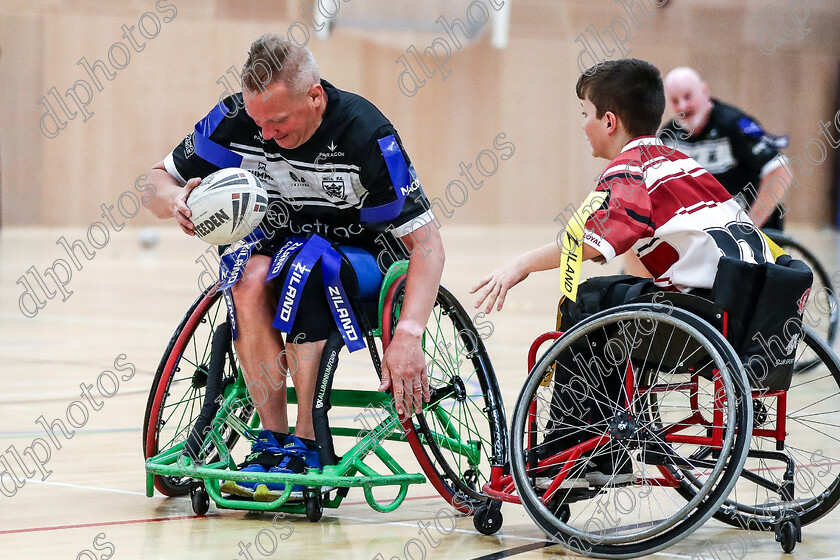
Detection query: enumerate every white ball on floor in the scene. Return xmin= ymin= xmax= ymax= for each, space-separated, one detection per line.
xmin=138 ymin=227 xmax=160 ymax=249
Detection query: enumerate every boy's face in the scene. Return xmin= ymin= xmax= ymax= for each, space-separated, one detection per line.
xmin=581 ymin=97 xmax=610 ymax=159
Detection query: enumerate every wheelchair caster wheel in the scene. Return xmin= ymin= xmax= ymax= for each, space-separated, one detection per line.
xmin=774 ymin=513 xmax=801 ymax=554
xmin=473 ymin=501 xmax=503 ymax=535
xmin=190 ymin=486 xmax=209 ymax=516
xmin=776 ymin=520 xmax=799 ymax=553
xmin=304 ymin=490 xmax=323 ymax=522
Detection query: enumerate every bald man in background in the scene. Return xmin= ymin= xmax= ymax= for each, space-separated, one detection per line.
xmin=658 ymin=67 xmax=792 ymax=230
xmin=620 ymin=67 xmax=792 ymax=277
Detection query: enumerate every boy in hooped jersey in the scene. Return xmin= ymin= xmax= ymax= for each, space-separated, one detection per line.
xmin=472 ymin=58 xmax=781 ymax=486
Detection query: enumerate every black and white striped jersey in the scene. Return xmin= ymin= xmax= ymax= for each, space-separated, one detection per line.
xmin=659 ymin=99 xmax=785 ymax=227
xmin=164 ymin=80 xmax=434 ymax=254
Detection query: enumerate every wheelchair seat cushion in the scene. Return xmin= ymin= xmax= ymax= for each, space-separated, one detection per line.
xmin=558 ymin=275 xmax=662 ymax=331
xmin=337 ymin=245 xmax=383 ymax=302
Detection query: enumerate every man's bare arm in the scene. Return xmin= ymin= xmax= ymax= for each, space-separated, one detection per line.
xmin=748 ymin=164 xmax=791 ymax=227
xmin=143 ymin=161 xmax=201 ymax=235
xmin=378 ymin=223 xmax=445 ymax=416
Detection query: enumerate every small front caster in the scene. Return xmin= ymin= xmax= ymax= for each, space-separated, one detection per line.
xmin=774 ymin=513 xmax=801 ymax=553
xmin=304 ymin=489 xmax=323 ymax=522
xmin=190 ymin=485 xmax=210 ymax=516
xmin=473 ymin=500 xmax=503 ymax=535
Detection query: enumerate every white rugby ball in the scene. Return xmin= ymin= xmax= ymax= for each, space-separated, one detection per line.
xmin=187 ymin=168 xmax=268 ymax=245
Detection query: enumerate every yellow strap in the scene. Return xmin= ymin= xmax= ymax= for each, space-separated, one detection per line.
xmin=761 ymin=231 xmax=788 ymax=261
xmin=560 ymin=191 xmax=608 ymax=302
xmin=555 ymin=295 xmax=566 ymax=331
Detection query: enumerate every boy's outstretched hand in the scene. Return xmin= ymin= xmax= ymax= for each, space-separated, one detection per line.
xmin=470 ymin=258 xmax=529 ymax=313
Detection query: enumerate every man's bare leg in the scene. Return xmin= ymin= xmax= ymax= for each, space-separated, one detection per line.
xmin=230 ymin=255 xmax=289 ymax=433
xmin=286 ymin=340 xmax=327 ymax=440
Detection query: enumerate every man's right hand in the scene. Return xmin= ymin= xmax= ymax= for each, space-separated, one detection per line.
xmin=174 ymin=177 xmax=202 ymax=236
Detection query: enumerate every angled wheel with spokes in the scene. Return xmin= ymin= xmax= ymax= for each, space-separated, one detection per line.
xmin=143 ymin=284 xmax=254 ymax=496
xmin=510 ymin=304 xmax=753 ymax=558
xmin=382 ymin=276 xmax=507 ymax=514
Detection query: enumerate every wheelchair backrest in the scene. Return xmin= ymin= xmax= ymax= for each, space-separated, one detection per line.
xmin=711 ymin=255 xmax=812 ymax=391
xmin=627 ymin=257 xmax=813 ymax=391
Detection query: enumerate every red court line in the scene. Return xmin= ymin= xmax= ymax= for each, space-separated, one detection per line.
xmin=0 ymin=514 xmax=215 ymax=535
xmin=2 ymin=495 xmax=441 ymax=534
xmin=3 ymin=494 xmax=443 ymax=535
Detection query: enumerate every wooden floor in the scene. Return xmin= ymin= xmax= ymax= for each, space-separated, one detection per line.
xmin=1 ymin=225 xmax=839 ymax=560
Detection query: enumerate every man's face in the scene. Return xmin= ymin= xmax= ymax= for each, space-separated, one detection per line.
xmin=244 ymin=80 xmax=324 ymax=150
xmin=664 ymin=73 xmax=711 ymax=134
xmin=581 ymin=97 xmax=610 ymax=159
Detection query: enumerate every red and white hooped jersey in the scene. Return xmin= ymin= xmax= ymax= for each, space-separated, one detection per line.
xmin=582 ymin=136 xmax=774 ymax=292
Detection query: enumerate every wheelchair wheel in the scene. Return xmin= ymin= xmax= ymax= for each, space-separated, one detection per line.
xmin=143 ymin=284 xmax=254 ymax=496
xmin=381 ymin=276 xmax=507 ymax=513
xmin=765 ymin=229 xmax=837 ymax=368
xmin=690 ymin=327 xmax=840 ymax=530
xmin=510 ymin=304 xmax=752 ymax=558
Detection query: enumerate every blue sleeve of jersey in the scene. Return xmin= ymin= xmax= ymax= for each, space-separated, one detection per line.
xmin=169 ymin=98 xmax=244 ymax=181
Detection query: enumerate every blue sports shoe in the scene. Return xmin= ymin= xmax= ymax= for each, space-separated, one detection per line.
xmin=253 ymin=435 xmax=321 ymax=502
xmin=221 ymin=431 xmax=321 ymax=500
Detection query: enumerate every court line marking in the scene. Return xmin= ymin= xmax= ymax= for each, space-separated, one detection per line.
xmin=24 ymin=478 xmax=149 ymax=497
xmin=12 ymin=478 xmax=754 ymax=559
xmin=470 ymin=541 xmax=552 ymax=560
xmin=0 ymin=514 xmax=213 ymax=535
xmin=0 ymin=428 xmax=139 ymax=438
xmin=464 ymin=539 xmax=695 ymax=560
xmin=331 ymin=513 xmax=550 ymax=543
xmin=0 ymin=311 xmax=174 ymax=329
xmin=15 ymin=479 xmax=548 ymax=544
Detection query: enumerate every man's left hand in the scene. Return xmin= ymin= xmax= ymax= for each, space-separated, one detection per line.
xmin=379 ymin=323 xmax=430 ymax=417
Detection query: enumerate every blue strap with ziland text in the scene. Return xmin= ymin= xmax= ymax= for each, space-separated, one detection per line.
xmin=218 ymin=231 xmax=371 ymax=352
xmin=222 ymin=289 xmax=237 ymax=340
xmin=272 ymin=236 xmax=331 ymax=333
xmin=265 ymin=238 xmax=306 ymax=283
xmin=219 ymin=227 xmax=266 ymax=290
xmin=219 ymin=246 xmax=252 ymax=291
xmin=321 ymin=246 xmax=365 ymax=352
xmin=360 ymin=135 xmax=415 ymax=224
xmin=193 ymin=103 xmax=243 ymax=168
xmin=218 ymin=228 xmax=266 ymax=340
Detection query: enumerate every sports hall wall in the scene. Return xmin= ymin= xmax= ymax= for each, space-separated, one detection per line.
xmin=2 ymin=0 xmax=839 ymax=228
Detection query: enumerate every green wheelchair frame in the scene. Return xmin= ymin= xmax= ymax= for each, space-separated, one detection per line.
xmin=143 ymin=260 xmax=508 ymax=520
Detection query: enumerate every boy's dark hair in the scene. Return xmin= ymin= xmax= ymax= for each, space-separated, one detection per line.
xmin=576 ymin=59 xmax=666 ymax=138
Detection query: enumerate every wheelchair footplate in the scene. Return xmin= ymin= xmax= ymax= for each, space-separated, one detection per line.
xmin=145 ymin=386 xmax=427 ymax=517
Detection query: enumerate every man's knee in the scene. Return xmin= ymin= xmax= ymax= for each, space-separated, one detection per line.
xmin=231 ymin=255 xmax=272 ymax=307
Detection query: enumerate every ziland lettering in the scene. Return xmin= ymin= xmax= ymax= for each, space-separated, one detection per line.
xmin=280 ymin=262 xmax=308 ymax=322
xmin=328 ymin=286 xmax=358 ymax=341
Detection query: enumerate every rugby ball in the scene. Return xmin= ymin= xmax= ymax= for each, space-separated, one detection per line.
xmin=187 ymin=168 xmax=268 ymax=245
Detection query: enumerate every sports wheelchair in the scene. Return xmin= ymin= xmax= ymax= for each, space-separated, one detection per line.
xmin=143 ymin=247 xmax=507 ymax=521
xmin=479 ymin=280 xmax=840 ymax=557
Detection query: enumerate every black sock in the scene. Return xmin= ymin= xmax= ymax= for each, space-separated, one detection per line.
xmin=297 ymin=437 xmax=320 ymax=449
xmin=270 ymin=431 xmax=290 ymax=443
